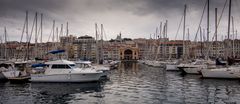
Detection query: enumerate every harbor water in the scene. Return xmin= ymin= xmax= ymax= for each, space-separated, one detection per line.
xmin=1 ymin=62 xmax=240 ymax=104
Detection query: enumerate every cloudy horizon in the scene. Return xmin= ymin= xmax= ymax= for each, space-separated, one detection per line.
xmin=0 ymin=0 xmax=239 ymax=42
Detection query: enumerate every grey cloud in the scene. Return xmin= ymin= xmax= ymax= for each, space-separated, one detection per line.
xmin=0 ymin=0 xmax=236 ymax=42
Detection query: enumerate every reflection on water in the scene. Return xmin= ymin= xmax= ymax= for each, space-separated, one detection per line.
xmin=0 ymin=62 xmax=240 ymax=104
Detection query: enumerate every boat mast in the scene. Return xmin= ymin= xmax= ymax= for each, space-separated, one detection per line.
xmin=24 ymin=11 xmax=28 ymax=61
xmin=207 ymin=0 xmax=209 ymax=42
xmin=56 ymin=27 xmax=59 ymax=43
xmin=232 ymin=16 xmax=235 ymax=57
xmin=52 ymin=20 xmax=55 ymax=42
xmin=0 ymin=30 xmax=2 ymax=59
xmin=163 ymin=22 xmax=166 ymax=59
xmin=95 ymin=23 xmax=99 ymax=64
xmin=40 ymin=13 xmax=43 ymax=58
xmin=100 ymin=24 xmax=103 ymax=63
xmin=215 ymin=8 xmax=218 ymax=58
xmin=4 ymin=27 xmax=7 ymax=60
xmin=206 ymin=0 xmax=210 ymax=60
xmin=226 ymin=0 xmax=232 ymax=59
xmin=215 ymin=8 xmax=218 ymax=42
xmin=236 ymin=30 xmax=237 ymax=39
xmin=165 ymin=20 xmax=168 ymax=59
xmin=160 ymin=22 xmax=162 ymax=39
xmin=187 ymin=28 xmax=190 ymax=40
xmin=155 ymin=27 xmax=159 ymax=60
xmin=40 ymin=13 xmax=43 ymax=43
xmin=35 ymin=12 xmax=38 ymax=58
xmin=159 ymin=22 xmax=162 ymax=59
xmin=66 ymin=22 xmax=69 ymax=37
xmin=227 ymin=0 xmax=232 ymax=39
xmin=26 ymin=11 xmax=28 ymax=45
xmin=165 ymin=20 xmax=168 ymax=39
xmin=200 ymin=26 xmax=203 ymax=58
xmin=183 ymin=4 xmax=186 ymax=59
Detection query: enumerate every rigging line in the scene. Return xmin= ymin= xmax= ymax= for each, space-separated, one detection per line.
xmin=96 ymin=24 xmax=100 ymax=41
xmin=20 ymin=20 xmax=26 ymax=43
xmin=37 ymin=22 xmax=41 ymax=42
xmin=194 ymin=0 xmax=207 ymax=42
xmin=28 ymin=15 xmax=37 ymax=43
xmin=175 ymin=14 xmax=183 ymax=40
xmin=233 ymin=0 xmax=240 ymax=34
xmin=17 ymin=16 xmax=26 ymax=60
xmin=47 ymin=23 xmax=53 ymax=42
xmin=103 ymin=26 xmax=108 ymax=40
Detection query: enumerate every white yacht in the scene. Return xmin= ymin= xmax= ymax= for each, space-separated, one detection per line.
xmin=137 ymin=60 xmax=145 ymax=64
xmin=2 ymin=60 xmax=33 ymax=78
xmin=165 ymin=60 xmax=179 ymax=71
xmin=144 ymin=60 xmax=166 ymax=68
xmin=75 ymin=60 xmax=110 ymax=77
xmin=30 ymin=60 xmax=103 ymax=82
xmin=177 ymin=59 xmax=215 ymax=74
xmin=1 ymin=62 xmax=20 ymax=79
xmin=201 ymin=66 xmax=240 ymax=79
xmin=0 ymin=63 xmax=12 ymax=81
xmin=104 ymin=60 xmax=120 ymax=69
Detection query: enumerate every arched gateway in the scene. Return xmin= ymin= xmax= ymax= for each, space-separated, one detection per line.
xmin=119 ymin=47 xmax=139 ymax=61
xmin=124 ymin=49 xmax=133 ymax=60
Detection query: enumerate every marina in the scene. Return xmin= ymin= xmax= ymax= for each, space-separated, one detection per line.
xmin=0 ymin=62 xmax=240 ymax=104
xmin=1 ymin=0 xmax=240 ymax=103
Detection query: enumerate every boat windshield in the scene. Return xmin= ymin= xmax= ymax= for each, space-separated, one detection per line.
xmin=69 ymin=64 xmax=76 ymax=68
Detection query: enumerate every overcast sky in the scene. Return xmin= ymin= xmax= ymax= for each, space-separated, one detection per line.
xmin=0 ymin=0 xmax=240 ymax=42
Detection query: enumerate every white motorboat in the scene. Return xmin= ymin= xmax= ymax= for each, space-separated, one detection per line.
xmin=201 ymin=66 xmax=240 ymax=79
xmin=1 ymin=61 xmax=31 ymax=83
xmin=30 ymin=59 xmax=103 ymax=82
xmin=137 ymin=60 xmax=145 ymax=64
xmin=1 ymin=61 xmax=31 ymax=78
xmin=75 ymin=60 xmax=110 ymax=77
xmin=144 ymin=60 xmax=166 ymax=68
xmin=177 ymin=59 xmax=215 ymax=74
xmin=165 ymin=60 xmax=179 ymax=71
xmin=102 ymin=60 xmax=119 ymax=69
xmin=1 ymin=62 xmax=20 ymax=79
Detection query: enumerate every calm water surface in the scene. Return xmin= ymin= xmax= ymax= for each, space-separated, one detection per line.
xmin=0 ymin=62 xmax=240 ymax=104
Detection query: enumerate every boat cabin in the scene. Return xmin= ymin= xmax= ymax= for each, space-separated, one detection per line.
xmin=45 ymin=60 xmax=76 ymax=69
xmin=75 ymin=61 xmax=91 ymax=68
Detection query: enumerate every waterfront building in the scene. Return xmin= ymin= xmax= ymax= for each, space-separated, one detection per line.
xmin=134 ymin=39 xmax=185 ymax=60
xmin=3 ymin=33 xmax=240 ymax=61
xmin=60 ymin=35 xmax=77 ymax=59
xmin=119 ymin=40 xmax=139 ymax=60
xmin=72 ymin=35 xmax=96 ymax=61
xmin=192 ymin=40 xmax=238 ymax=59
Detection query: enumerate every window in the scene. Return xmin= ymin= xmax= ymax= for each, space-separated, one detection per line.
xmin=51 ymin=64 xmax=71 ymax=69
xmin=70 ymin=64 xmax=76 ymax=68
xmin=76 ymin=63 xmax=90 ymax=68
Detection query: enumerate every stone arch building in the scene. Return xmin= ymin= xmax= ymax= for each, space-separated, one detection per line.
xmin=119 ymin=46 xmax=139 ymax=60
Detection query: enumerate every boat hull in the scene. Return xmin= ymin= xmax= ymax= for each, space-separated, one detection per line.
xmin=2 ymin=70 xmax=20 ymax=78
xmin=8 ymin=76 xmax=30 ymax=83
xmin=183 ymin=67 xmax=202 ymax=74
xmin=0 ymin=72 xmax=7 ymax=81
xmin=30 ymin=73 xmax=102 ymax=82
xmin=100 ymin=70 xmax=109 ymax=77
xmin=201 ymin=69 xmax=240 ymax=79
xmin=166 ymin=64 xmax=178 ymax=71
